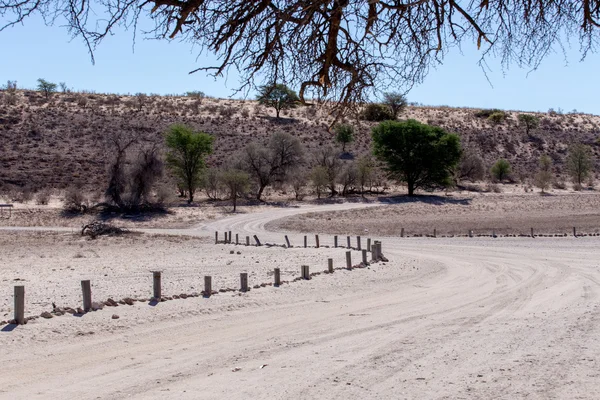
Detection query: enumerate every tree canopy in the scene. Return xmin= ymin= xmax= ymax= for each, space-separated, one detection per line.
xmin=164 ymin=124 xmax=213 ymax=203
xmin=3 ymin=1 xmax=599 ymax=116
xmin=371 ymin=119 xmax=461 ymax=196
xmin=256 ymin=83 xmax=300 ymax=118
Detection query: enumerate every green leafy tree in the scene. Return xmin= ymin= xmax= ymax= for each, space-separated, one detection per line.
xmin=566 ymin=143 xmax=593 ymax=187
xmin=382 ymin=92 xmax=407 ymax=119
xmin=518 ymin=114 xmax=540 ymax=136
xmin=361 ymin=103 xmax=395 ymax=122
xmin=37 ymin=78 xmax=57 ymax=99
xmin=534 ymin=154 xmax=553 ymax=193
xmin=256 ymin=83 xmax=299 ymax=118
xmin=220 ymin=169 xmax=249 ymax=212
xmin=165 ymin=124 xmax=213 ymax=203
xmin=491 ymin=159 xmax=512 ymax=182
xmin=334 ymin=124 xmax=354 ymax=152
xmin=371 ymin=119 xmax=461 ymax=196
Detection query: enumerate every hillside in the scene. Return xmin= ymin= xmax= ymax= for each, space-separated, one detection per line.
xmin=1 ymin=89 xmax=599 ymax=194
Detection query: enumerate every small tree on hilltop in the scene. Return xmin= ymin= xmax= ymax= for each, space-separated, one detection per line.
xmin=256 ymin=83 xmax=299 ymax=118
xmin=37 ymin=78 xmax=57 ymax=99
xmin=165 ymin=124 xmax=213 ymax=203
xmin=382 ymin=92 xmax=407 ymax=119
xmin=334 ymin=124 xmax=354 ymax=152
xmin=566 ymin=143 xmax=593 ymax=188
xmin=491 ymin=159 xmax=511 ymax=182
xmin=534 ymin=154 xmax=553 ymax=193
xmin=371 ymin=119 xmax=461 ymax=196
xmin=518 ymin=114 xmax=540 ymax=136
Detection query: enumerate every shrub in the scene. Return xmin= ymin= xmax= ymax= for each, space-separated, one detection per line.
xmin=382 ymin=92 xmax=407 ymax=119
xmin=518 ymin=114 xmax=540 ymax=135
xmin=360 ymin=103 xmax=394 ymax=121
xmin=457 ymin=149 xmax=485 ymax=182
xmin=63 ymin=187 xmax=91 ymax=213
xmin=310 ymin=166 xmax=329 ymax=199
xmin=35 ymin=188 xmax=52 ymax=205
xmin=566 ymin=143 xmax=593 ymax=186
xmin=37 ymin=78 xmax=57 ymax=100
xmin=490 ymin=159 xmax=511 ymax=182
xmin=220 ymin=169 xmax=250 ymax=212
xmin=534 ymin=154 xmax=553 ymax=193
xmin=488 ymin=111 xmax=507 ymax=124
xmin=474 ymin=108 xmax=503 ymax=118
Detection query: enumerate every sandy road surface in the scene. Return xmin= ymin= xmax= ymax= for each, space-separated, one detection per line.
xmin=1 ymin=202 xmax=600 ymax=399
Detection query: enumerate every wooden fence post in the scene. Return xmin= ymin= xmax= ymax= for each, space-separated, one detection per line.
xmin=357 ymin=236 xmax=361 ymax=250
xmin=328 ymin=258 xmax=334 ymax=273
xmin=315 ymin=235 xmax=320 ymax=248
xmin=81 ymin=280 xmax=92 ymax=312
xmin=377 ymin=242 xmax=382 ymax=260
xmin=301 ymin=265 xmax=310 ymax=280
xmin=346 ymin=251 xmax=352 ymax=269
xmin=573 ymin=227 xmax=577 ymax=237
xmin=152 ymin=272 xmax=161 ymax=299
xmin=254 ymin=235 xmax=262 ymax=246
xmin=371 ymin=244 xmax=378 ymax=262
xmin=215 ymin=231 xmax=219 ymax=244
xmin=334 ymin=235 xmax=338 ymax=248
xmin=347 ymin=236 xmax=351 ymax=249
xmin=531 ymin=228 xmax=535 ymax=238
xmin=285 ymin=235 xmax=291 ymax=248
xmin=493 ymin=229 xmax=496 ymax=238
xmin=304 ymin=235 xmax=307 ymax=248
xmin=433 ymin=228 xmax=437 ymax=238
xmin=274 ymin=268 xmax=281 ymax=286
xmin=236 ymin=234 xmax=239 ymax=245
xmin=14 ymin=286 xmax=25 ymax=325
xmin=469 ymin=230 xmax=473 ymax=238
xmin=204 ymin=276 xmax=212 ymax=297
xmin=240 ymin=273 xmax=248 ymax=292
xmin=228 ymin=231 xmax=232 ymax=244
xmin=362 ymin=249 xmax=368 ymax=265
xmin=366 ymin=238 xmax=371 ymax=252
xmin=401 ymin=228 xmax=405 ymax=238
xmin=246 ymin=236 xmax=250 ymax=246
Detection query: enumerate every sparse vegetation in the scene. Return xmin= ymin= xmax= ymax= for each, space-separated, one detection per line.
xmin=360 ymin=103 xmax=395 ymax=122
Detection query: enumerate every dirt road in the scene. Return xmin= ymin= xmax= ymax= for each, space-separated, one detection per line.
xmin=1 ymin=203 xmax=599 ymax=399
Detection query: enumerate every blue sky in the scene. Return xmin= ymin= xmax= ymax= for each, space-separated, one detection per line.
xmin=1 ymin=15 xmax=599 ymax=114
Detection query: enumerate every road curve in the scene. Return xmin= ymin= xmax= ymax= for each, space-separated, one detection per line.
xmin=1 ymin=202 xmax=600 ymax=399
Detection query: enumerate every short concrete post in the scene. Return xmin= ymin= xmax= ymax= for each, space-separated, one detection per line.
xmin=304 ymin=235 xmax=307 ymax=248
xmin=254 ymin=235 xmax=262 ymax=246
xmin=315 ymin=235 xmax=320 ymax=248
xmin=347 ymin=236 xmax=351 ymax=249
xmin=240 ymin=273 xmax=248 ymax=292
xmin=285 ymin=235 xmax=291 ymax=248
xmin=215 ymin=231 xmax=218 ymax=244
xmin=357 ymin=236 xmax=361 ymax=250
xmin=274 ymin=268 xmax=281 ymax=286
xmin=573 ymin=227 xmax=577 ymax=237
xmin=301 ymin=265 xmax=310 ymax=280
xmin=328 ymin=258 xmax=334 ymax=273
xmin=433 ymin=228 xmax=437 ymax=238
xmin=371 ymin=244 xmax=378 ymax=262
xmin=334 ymin=235 xmax=338 ymax=248
xmin=531 ymin=228 xmax=534 ymax=238
xmin=246 ymin=236 xmax=250 ymax=246
xmin=152 ymin=272 xmax=161 ymax=299
xmin=362 ymin=249 xmax=368 ymax=265
xmin=367 ymin=238 xmax=371 ymax=252
xmin=81 ymin=280 xmax=92 ymax=312
xmin=236 ymin=234 xmax=239 ymax=245
xmin=204 ymin=276 xmax=212 ymax=297
xmin=14 ymin=286 xmax=25 ymax=325
xmin=228 ymin=231 xmax=232 ymax=244
xmin=401 ymin=228 xmax=405 ymax=237
xmin=346 ymin=251 xmax=352 ymax=269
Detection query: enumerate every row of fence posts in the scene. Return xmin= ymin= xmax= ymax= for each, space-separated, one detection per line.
xmin=10 ymin=238 xmax=384 ymax=326
xmin=216 ymin=232 xmax=374 ymax=250
xmin=395 ymin=227 xmax=582 ymax=238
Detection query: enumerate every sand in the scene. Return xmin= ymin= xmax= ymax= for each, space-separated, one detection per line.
xmin=1 ymin=201 xmax=599 ymax=399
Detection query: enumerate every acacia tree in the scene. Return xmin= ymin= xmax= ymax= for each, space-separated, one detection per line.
xmin=382 ymin=92 xmax=407 ymax=119
xmin=165 ymin=124 xmax=213 ymax=203
xmin=256 ymin=83 xmax=299 ymax=118
xmin=37 ymin=78 xmax=57 ymax=99
xmin=334 ymin=124 xmax=354 ymax=153
xmin=518 ymin=114 xmax=540 ymax=136
xmin=372 ymin=119 xmax=461 ymax=196
xmin=3 ymin=2 xmax=598 ymax=118
xmin=220 ymin=169 xmax=249 ymax=212
xmin=534 ymin=154 xmax=553 ymax=193
xmin=566 ymin=143 xmax=593 ymax=187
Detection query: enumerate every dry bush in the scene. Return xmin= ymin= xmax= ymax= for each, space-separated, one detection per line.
xmin=63 ymin=187 xmax=93 ymax=213
xmin=10 ymin=186 xmax=34 ymax=203
xmin=35 ymin=188 xmax=52 ymax=205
